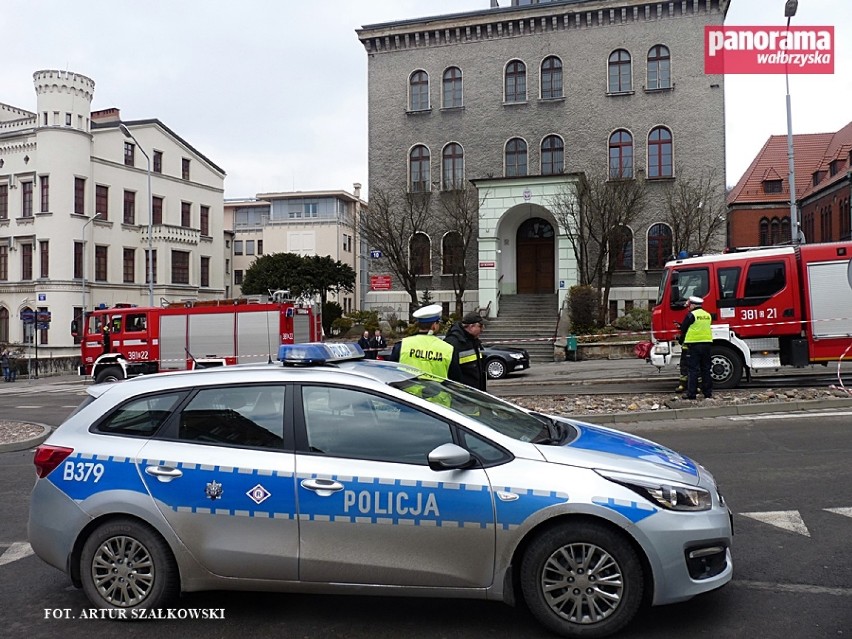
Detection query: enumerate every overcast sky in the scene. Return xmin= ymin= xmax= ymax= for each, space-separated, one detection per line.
xmin=3 ymin=1 xmax=849 ymax=198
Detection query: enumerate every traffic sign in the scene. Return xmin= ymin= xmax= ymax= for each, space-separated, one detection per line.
xmin=20 ymin=310 xmax=35 ymax=323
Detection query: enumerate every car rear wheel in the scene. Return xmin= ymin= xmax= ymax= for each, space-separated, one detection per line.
xmin=80 ymin=518 xmax=179 ymax=610
xmin=520 ymin=522 xmax=643 ymax=638
xmin=94 ymin=366 xmax=123 ymax=384
xmin=486 ymin=358 xmax=508 ymax=379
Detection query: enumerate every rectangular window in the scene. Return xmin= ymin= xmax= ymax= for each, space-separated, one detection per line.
xmin=0 ymin=184 xmax=7 ymax=220
xmin=153 ymin=150 xmax=163 ymax=173
xmin=200 ymin=256 xmax=210 ymax=287
xmin=123 ymin=190 xmax=135 ymax=224
xmin=146 ymin=249 xmax=158 ymax=284
xmin=0 ymin=245 xmax=7 ymax=281
xmin=74 ymin=241 xmax=83 ymax=279
xmin=152 ymin=196 xmax=163 ymax=225
xmin=182 ymin=158 xmax=190 ymax=180
xmin=22 ymin=181 xmax=33 ymax=217
xmin=22 ymin=243 xmax=33 ymax=280
xmin=234 ymin=240 xmax=243 ymax=255
xmin=95 ymin=185 xmax=108 ymax=220
xmin=246 ymin=240 xmax=255 ymax=255
xmin=74 ymin=177 xmax=85 ymax=215
xmin=181 ymin=202 xmax=191 ymax=227
xmin=200 ymin=205 xmax=210 ymax=236
xmin=225 ymin=258 xmax=230 ymax=274
xmin=762 ymin=180 xmax=782 ymax=194
xmin=40 ymin=176 xmax=49 ymax=212
xmin=257 ymin=239 xmax=263 ymax=255
xmin=234 ymin=269 xmax=243 ymax=285
xmin=304 ymin=203 xmax=317 ymax=217
xmin=171 ymin=250 xmax=189 ymax=284
xmin=744 ymin=261 xmax=786 ymax=299
xmin=95 ymin=245 xmax=107 ymax=281
xmin=39 ymin=240 xmax=49 ymax=278
xmin=123 ymin=248 xmax=135 ymax=283
xmin=124 ymin=142 xmax=135 ymax=167
xmin=65 ymin=112 xmax=72 ymax=126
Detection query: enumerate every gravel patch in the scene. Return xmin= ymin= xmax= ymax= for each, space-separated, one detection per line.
xmin=0 ymin=420 xmax=47 ymax=445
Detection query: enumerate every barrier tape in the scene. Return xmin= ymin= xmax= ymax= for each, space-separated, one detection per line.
xmin=829 ymin=342 xmax=852 ymax=396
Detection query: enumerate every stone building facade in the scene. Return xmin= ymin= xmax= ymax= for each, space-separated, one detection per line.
xmin=357 ymin=0 xmax=728 ymax=320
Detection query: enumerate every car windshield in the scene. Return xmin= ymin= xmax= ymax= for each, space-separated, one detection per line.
xmin=390 ymin=375 xmax=551 ymax=443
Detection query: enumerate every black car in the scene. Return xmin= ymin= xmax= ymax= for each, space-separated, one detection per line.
xmin=481 ymin=344 xmax=530 ymax=379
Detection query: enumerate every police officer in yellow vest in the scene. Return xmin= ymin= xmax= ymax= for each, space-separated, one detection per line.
xmin=679 ymin=295 xmax=713 ymax=400
xmin=389 ymin=304 xmax=463 ymax=382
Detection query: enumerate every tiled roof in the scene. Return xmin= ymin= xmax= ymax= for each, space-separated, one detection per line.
xmin=728 ymin=121 xmax=852 ymax=206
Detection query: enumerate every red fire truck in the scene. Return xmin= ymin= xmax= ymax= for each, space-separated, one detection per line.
xmin=647 ymin=241 xmax=852 ymax=388
xmin=74 ymin=297 xmax=323 ymax=383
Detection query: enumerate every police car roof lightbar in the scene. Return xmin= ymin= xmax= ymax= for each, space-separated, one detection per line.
xmin=278 ymin=342 xmax=365 ymax=365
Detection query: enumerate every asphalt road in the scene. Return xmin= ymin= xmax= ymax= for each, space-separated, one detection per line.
xmin=1 ymin=384 xmax=851 ymax=638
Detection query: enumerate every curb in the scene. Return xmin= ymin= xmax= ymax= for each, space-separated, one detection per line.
xmin=0 ymin=423 xmax=53 ymax=453
xmin=572 ymin=397 xmax=852 ymax=424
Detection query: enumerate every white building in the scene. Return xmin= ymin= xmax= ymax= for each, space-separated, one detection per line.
xmin=0 ymin=70 xmax=227 ymax=361
xmin=224 ymin=186 xmax=367 ymax=313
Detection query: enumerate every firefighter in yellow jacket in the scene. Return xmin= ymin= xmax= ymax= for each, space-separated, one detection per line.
xmin=388 ymin=304 xmax=463 ymax=382
xmin=679 ymin=295 xmax=713 ymax=400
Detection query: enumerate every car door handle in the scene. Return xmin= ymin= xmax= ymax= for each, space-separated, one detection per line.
xmin=301 ymin=478 xmax=344 ymax=495
xmin=145 ymin=465 xmax=183 ymax=482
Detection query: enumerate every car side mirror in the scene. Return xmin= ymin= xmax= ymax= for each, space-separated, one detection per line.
xmin=428 ymin=443 xmax=473 ymax=471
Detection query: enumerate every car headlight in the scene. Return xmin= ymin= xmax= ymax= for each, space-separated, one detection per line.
xmin=509 ymin=353 xmax=524 ymax=359
xmin=653 ymin=342 xmax=670 ymax=355
xmin=596 ymin=470 xmax=712 ymax=511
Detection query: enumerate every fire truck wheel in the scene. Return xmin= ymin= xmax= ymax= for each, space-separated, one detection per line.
xmin=95 ymin=366 xmax=124 ymax=384
xmin=709 ymin=345 xmax=743 ymax=390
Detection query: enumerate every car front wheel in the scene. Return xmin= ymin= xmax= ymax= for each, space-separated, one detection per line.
xmin=520 ymin=522 xmax=644 ymax=638
xmin=486 ymin=358 xmax=508 ymax=379
xmin=94 ymin=366 xmax=123 ymax=384
xmin=80 ymin=518 xmax=179 ymax=610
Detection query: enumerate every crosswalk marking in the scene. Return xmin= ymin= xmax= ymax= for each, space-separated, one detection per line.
xmin=0 ymin=542 xmax=33 ymax=567
xmin=739 ymin=510 xmax=811 ymax=537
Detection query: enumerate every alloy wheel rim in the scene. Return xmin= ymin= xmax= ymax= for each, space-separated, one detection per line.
xmin=540 ymin=542 xmax=624 ymax=624
xmin=91 ymin=535 xmax=155 ymax=607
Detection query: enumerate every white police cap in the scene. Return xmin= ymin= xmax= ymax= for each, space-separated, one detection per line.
xmin=412 ymin=303 xmax=442 ymax=324
xmin=688 ymin=295 xmax=704 ymax=305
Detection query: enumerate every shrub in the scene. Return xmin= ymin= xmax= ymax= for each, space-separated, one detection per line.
xmin=568 ymin=285 xmax=599 ymax=334
xmin=611 ymin=307 xmax=652 ymax=332
xmin=330 ymin=316 xmax=353 ymax=336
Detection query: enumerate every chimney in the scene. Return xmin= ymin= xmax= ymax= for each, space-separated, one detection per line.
xmin=353 ymin=182 xmax=362 ymax=199
xmin=91 ymin=107 xmax=121 ymax=123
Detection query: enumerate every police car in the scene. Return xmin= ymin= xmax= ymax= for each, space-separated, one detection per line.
xmin=29 ymin=343 xmax=732 ymax=638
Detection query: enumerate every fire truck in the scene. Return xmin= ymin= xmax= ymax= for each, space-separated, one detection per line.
xmin=74 ymin=297 xmax=323 ymax=383
xmin=647 ymin=241 xmax=852 ymax=389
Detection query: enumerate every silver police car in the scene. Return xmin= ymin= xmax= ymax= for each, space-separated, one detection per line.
xmin=29 ymin=343 xmax=732 ymax=638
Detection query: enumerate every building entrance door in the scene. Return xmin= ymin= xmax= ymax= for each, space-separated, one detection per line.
xmin=516 ymin=218 xmax=555 ymax=294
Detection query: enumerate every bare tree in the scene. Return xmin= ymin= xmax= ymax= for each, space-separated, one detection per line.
xmin=550 ymin=169 xmax=648 ymax=325
xmin=359 ymin=186 xmax=433 ymax=308
xmin=434 ymin=184 xmax=485 ymax=317
xmin=662 ymin=166 xmax=727 ymax=255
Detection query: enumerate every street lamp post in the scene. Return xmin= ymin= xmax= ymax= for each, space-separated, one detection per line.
xmin=784 ymin=0 xmax=802 ymax=244
xmin=119 ymin=123 xmax=154 ymax=306
xmin=80 ymin=212 xmax=102 ymax=316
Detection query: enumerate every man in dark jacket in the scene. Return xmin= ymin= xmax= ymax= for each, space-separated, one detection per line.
xmin=444 ymin=312 xmax=487 ymax=391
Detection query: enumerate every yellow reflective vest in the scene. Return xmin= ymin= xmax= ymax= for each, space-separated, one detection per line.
xmin=684 ymin=308 xmax=713 ymax=343
xmin=399 ymin=333 xmax=455 ymax=378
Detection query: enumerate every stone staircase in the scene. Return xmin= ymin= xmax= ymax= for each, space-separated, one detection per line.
xmin=481 ymin=294 xmax=558 ymax=363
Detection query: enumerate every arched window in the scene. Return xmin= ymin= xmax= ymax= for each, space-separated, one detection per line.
xmin=409 ymin=70 xmax=429 ymax=111
xmin=410 ymin=233 xmax=431 ymax=276
xmin=647 ymin=224 xmax=673 ymax=269
xmin=21 ymin=305 xmax=34 ymax=344
xmin=647 ymin=45 xmax=671 ymax=90
xmin=505 ymin=60 xmax=527 ymax=103
xmin=0 ymin=307 xmax=8 ymax=343
xmin=610 ymin=226 xmax=634 ymax=271
xmin=442 ymin=143 xmax=464 ymax=190
xmin=759 ymin=217 xmax=770 ymax=246
xmin=505 ymin=138 xmax=528 ymax=177
xmin=541 ymin=56 xmax=563 ymax=99
xmin=541 ymin=135 xmax=564 ymax=175
xmin=442 ymin=232 xmax=464 ymax=275
xmin=442 ymin=67 xmax=463 ymax=108
xmin=781 ymin=217 xmax=791 ymax=243
xmin=608 ymin=49 xmax=632 ymax=93
xmin=609 ymin=129 xmax=633 ymax=179
xmin=648 ymin=126 xmax=673 ymax=178
xmin=409 ymin=145 xmax=431 ymax=192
